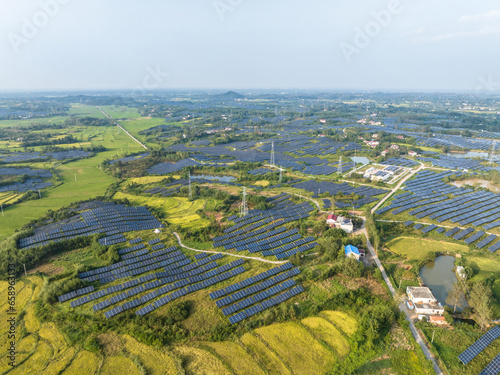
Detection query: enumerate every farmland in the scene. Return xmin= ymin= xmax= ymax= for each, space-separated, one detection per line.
xmin=385 ymin=237 xmax=469 ymax=261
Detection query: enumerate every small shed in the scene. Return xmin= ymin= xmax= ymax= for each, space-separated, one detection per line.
xmin=344 ymin=245 xmax=360 ymax=261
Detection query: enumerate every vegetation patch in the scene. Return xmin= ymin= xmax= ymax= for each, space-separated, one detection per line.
xmin=255 ymin=322 xmax=336 ymax=375
xmin=386 ymin=237 xmax=468 ymax=261
xmin=301 ymin=316 xmax=350 ymax=357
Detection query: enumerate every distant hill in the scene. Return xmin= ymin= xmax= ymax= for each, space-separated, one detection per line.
xmin=213 ymin=91 xmax=245 ymax=100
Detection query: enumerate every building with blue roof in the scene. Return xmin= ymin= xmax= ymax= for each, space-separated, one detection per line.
xmin=344 ymin=244 xmax=360 ymax=261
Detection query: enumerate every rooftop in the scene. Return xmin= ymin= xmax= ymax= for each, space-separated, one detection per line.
xmin=407 ymin=286 xmax=436 ymax=300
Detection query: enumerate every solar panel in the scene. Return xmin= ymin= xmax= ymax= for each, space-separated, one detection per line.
xmin=458 ymin=326 xmax=500 ymax=365
xmin=479 ymin=352 xmax=500 ymax=375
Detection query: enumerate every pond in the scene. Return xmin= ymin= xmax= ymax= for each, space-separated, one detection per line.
xmin=419 ymin=255 xmax=468 ymax=310
xmin=447 ymin=151 xmax=496 ymax=159
xmin=351 ymin=156 xmax=370 ymax=165
xmin=192 ymin=174 xmax=236 ymax=182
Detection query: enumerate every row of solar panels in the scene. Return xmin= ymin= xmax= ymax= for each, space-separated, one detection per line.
xmin=458 ymin=326 xmax=500 ymax=365
xmin=261 ymin=237 xmax=316 ymax=257
xmin=82 ymin=252 xmax=186 ymax=283
xmin=118 ymin=243 xmax=146 ymax=255
xmin=223 ymin=279 xmax=297 ymax=315
xmin=79 ymin=246 xmax=178 ymax=278
xmin=229 ymin=285 xmax=304 ymax=324
xmin=110 ymin=265 xmax=247 ymax=319
xmin=96 ymin=260 xmax=245 ymax=313
xmin=213 ymin=218 xmax=295 ymax=247
xmin=217 ymin=268 xmax=300 ymax=309
xmin=275 ymin=241 xmax=318 ymax=259
xmin=72 ymin=255 xmax=224 ymax=308
xmin=240 ymin=233 xmax=303 ymax=253
xmin=210 ymin=263 xmax=294 ymax=299
xmin=58 ymin=286 xmax=95 ymax=303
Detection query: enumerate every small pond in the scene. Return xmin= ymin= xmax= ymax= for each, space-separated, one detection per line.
xmin=419 ymin=255 xmax=468 ymax=310
xmin=351 ymin=156 xmax=370 ymax=165
xmin=192 ymin=174 xmax=236 ymax=182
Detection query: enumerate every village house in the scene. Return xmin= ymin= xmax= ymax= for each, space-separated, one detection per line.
xmin=406 ymin=286 xmax=444 ymax=315
xmin=344 ymin=245 xmax=365 ymax=261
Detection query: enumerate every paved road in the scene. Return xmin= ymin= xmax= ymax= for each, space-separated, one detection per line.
xmin=358 ymin=222 xmax=443 ymax=375
xmin=371 ymin=164 xmax=423 ymax=214
xmin=286 ymin=192 xmax=323 ymax=211
xmin=97 ymin=106 xmax=148 ymax=149
xmin=172 ymin=231 xmax=288 ymax=265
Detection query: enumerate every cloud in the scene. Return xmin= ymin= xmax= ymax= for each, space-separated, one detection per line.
xmin=411 ymin=9 xmax=500 ymax=42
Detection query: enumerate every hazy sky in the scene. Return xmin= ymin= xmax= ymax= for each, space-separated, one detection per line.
xmin=1 ymin=0 xmax=500 ymax=92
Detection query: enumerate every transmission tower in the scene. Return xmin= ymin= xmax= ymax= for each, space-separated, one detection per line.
xmin=270 ymin=142 xmax=275 ymax=167
xmin=338 ymin=156 xmax=343 ymax=174
xmin=188 ymin=171 xmax=192 ymax=200
xmin=489 ymin=141 xmax=497 ymax=166
xmin=240 ymin=187 xmax=248 ymax=217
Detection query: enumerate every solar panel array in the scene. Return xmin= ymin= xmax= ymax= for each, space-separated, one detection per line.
xmin=213 ymin=198 xmax=318 ymax=258
xmin=209 ymin=263 xmax=304 ymax=324
xmin=0 ymin=178 xmax=52 ymax=193
xmin=374 ymin=169 xmax=500 ymax=251
xmin=0 ymin=167 xmax=52 ymax=178
xmin=18 ymin=203 xmax=163 ymax=249
xmin=458 ymin=326 xmax=500 ymax=365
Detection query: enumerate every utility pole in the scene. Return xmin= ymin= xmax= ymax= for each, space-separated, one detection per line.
xmin=74 ymin=174 xmax=77 ymax=183
xmin=240 ymin=187 xmax=248 ymax=217
xmin=279 ymin=168 xmax=283 ymax=184
xmin=489 ymin=141 xmax=496 ymax=166
xmin=431 ymin=330 xmax=435 ymax=343
xmin=38 ymin=189 xmax=41 ymax=199
xmin=338 ymin=156 xmax=343 ymax=174
xmin=1 ymin=205 xmax=4 ymax=217
xmin=270 ymin=141 xmax=275 ymax=167
xmin=23 ymin=264 xmax=27 ymax=277
xmin=188 ymin=171 xmax=192 ymax=200
xmin=399 ymin=279 xmax=402 ymax=289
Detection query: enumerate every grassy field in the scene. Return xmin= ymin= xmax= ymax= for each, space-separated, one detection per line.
xmin=0 ymin=125 xmax=145 ymax=239
xmin=386 ymin=237 xmax=469 ymax=260
xmin=255 ymin=322 xmax=336 ymax=375
xmin=113 ymin=192 xmax=211 ymax=229
xmin=301 ymin=317 xmax=350 ymax=357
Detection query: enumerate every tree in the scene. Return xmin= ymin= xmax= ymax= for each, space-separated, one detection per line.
xmin=446 ymin=281 xmax=462 ymax=313
xmin=469 ymin=281 xmax=493 ymax=329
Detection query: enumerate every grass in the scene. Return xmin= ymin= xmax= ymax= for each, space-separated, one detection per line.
xmin=421 ymin=326 xmax=500 ymax=375
xmin=301 ymin=317 xmax=350 ymax=357
xmin=100 ymin=356 xmax=141 ymax=375
xmin=24 ymin=305 xmax=40 ymax=333
xmin=61 ymin=350 xmax=100 ymax=375
xmin=39 ymin=322 xmax=68 ymax=357
xmin=255 ymin=322 xmax=336 ymax=375
xmin=172 ymin=346 xmax=231 ymax=375
xmin=9 ymin=341 xmax=52 ymax=375
xmin=240 ymin=333 xmax=291 ymax=375
xmin=203 ymin=342 xmax=266 ymax=375
xmin=130 ymin=176 xmax=171 ymax=185
xmin=122 ymin=335 xmax=178 ymax=375
xmin=42 ymin=347 xmax=77 ymax=375
xmin=113 ymin=192 xmax=210 ymax=229
xmin=320 ymin=311 xmax=358 ymax=337
xmin=386 ymin=237 xmax=469 ymax=261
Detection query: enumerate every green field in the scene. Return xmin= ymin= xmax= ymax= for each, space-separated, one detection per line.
xmin=0 ymin=125 xmax=144 ymax=239
xmin=113 ymin=192 xmax=212 ymax=229
xmin=386 ymin=237 xmax=469 ymax=260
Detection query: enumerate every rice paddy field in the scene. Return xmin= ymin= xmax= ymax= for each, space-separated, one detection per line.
xmin=113 ymin=192 xmax=212 ymax=229
xmin=2 ymin=278 xmax=363 ymax=375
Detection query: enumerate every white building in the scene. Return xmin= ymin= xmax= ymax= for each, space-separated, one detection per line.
xmin=406 ymin=287 xmax=444 ymax=315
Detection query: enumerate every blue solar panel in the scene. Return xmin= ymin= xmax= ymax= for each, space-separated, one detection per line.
xmin=479 ymin=352 xmax=500 ymax=375
xmin=458 ymin=326 xmax=500 ymax=365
